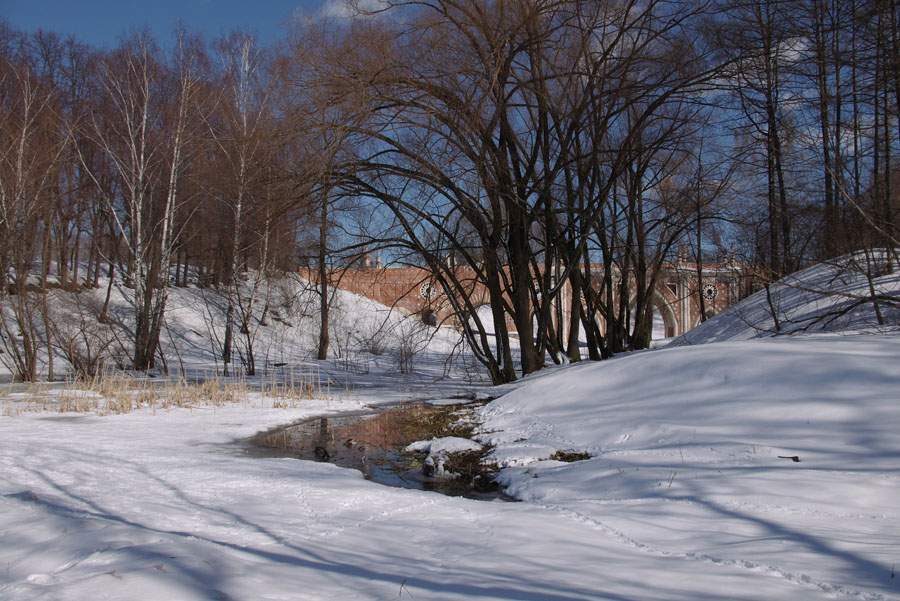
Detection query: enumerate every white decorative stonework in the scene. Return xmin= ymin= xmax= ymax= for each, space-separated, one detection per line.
xmin=701 ymin=283 xmax=718 ymax=301
xmin=420 ymin=282 xmax=438 ymax=300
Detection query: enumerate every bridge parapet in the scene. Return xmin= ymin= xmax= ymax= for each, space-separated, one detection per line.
xmin=301 ymin=261 xmax=748 ymax=341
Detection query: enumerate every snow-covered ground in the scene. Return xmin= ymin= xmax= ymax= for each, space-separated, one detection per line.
xmin=478 ymin=334 xmax=900 ymax=600
xmin=1 ymin=259 xmax=899 ymax=600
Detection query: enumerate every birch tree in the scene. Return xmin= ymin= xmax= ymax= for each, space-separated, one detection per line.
xmin=209 ymin=32 xmax=272 ymax=376
xmin=83 ymin=32 xmax=205 ymax=371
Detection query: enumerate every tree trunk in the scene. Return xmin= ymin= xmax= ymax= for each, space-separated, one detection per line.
xmin=317 ymin=188 xmax=330 ymax=361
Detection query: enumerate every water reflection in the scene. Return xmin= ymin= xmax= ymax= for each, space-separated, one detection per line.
xmin=249 ymin=403 xmax=511 ymax=501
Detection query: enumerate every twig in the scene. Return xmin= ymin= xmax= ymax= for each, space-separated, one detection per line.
xmin=399 ymin=577 xmax=415 ymax=599
xmin=778 ymin=455 xmax=800 ymax=462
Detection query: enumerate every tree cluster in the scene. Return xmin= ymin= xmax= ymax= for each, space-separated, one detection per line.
xmin=0 ymin=24 xmax=313 ymax=379
xmin=286 ymin=0 xmax=899 ymax=383
xmin=1 ymin=0 xmax=898 ymax=383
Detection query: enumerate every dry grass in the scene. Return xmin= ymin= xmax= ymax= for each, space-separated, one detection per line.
xmin=0 ymin=367 xmax=334 ymax=417
xmin=262 ymin=365 xmax=332 ymax=408
xmin=48 ymin=374 xmax=253 ymax=415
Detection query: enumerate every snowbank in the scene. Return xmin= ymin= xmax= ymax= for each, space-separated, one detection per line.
xmin=477 ymin=333 xmax=900 ymax=599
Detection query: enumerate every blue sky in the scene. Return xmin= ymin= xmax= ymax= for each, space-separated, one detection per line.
xmin=2 ymin=0 xmax=327 ymax=49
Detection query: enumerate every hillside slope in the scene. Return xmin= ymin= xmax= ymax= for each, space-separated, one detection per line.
xmin=671 ymin=253 xmax=900 ymax=346
xmin=1 ymin=272 xmax=473 ymax=383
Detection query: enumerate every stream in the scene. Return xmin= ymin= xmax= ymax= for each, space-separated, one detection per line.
xmin=243 ymin=401 xmax=513 ymax=501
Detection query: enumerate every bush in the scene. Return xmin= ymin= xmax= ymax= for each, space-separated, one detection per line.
xmin=392 ymin=318 xmax=431 ymax=374
xmin=47 ymin=290 xmax=121 ymax=378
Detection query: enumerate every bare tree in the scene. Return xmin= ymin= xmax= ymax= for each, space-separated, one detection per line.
xmin=0 ymin=38 xmax=68 ymax=380
xmin=207 ymin=31 xmax=273 ymax=376
xmin=292 ymin=0 xmax=727 ymax=383
xmin=80 ymin=31 xmax=206 ymax=371
xmin=715 ymin=0 xmax=800 ymax=279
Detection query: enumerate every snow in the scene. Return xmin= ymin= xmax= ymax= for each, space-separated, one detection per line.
xmin=406 ymin=436 xmax=484 ymax=478
xmin=405 ymin=436 xmax=484 ymax=454
xmin=1 ymin=271 xmax=487 ymax=388
xmin=671 ymin=253 xmax=900 ymax=346
xmin=2 ymin=260 xmax=899 ymax=600
xmin=477 ymin=334 xmax=900 ymax=599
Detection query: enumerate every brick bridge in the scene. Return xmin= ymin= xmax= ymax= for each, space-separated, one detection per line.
xmin=307 ymin=255 xmax=748 ymax=341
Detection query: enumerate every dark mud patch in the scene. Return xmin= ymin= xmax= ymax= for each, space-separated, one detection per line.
xmin=550 ymin=450 xmax=593 ymax=462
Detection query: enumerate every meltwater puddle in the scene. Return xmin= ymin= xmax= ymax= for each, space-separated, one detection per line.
xmin=242 ymin=401 xmax=513 ymax=501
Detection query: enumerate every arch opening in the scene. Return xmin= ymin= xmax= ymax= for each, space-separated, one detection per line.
xmin=469 ymin=304 xmax=498 ymax=336
xmin=627 ymin=294 xmax=678 ymax=341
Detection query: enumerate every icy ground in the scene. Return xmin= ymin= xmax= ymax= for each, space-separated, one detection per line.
xmin=1 ymin=259 xmax=899 ymax=600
